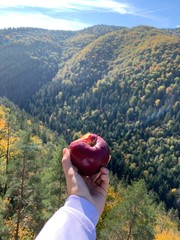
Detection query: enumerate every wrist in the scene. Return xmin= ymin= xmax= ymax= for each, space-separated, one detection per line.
xmin=65 ymin=195 xmax=100 ymax=226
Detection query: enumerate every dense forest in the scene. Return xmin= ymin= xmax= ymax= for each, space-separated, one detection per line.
xmin=0 ymin=25 xmax=180 ymax=239
xmin=0 ymin=98 xmax=179 ymax=239
xmin=0 ymin=98 xmax=67 ymax=239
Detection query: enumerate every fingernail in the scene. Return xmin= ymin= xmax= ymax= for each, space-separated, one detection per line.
xmin=63 ymin=148 xmax=67 ymax=155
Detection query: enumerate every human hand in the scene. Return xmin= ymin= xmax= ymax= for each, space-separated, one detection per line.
xmin=62 ymin=148 xmax=110 ymax=215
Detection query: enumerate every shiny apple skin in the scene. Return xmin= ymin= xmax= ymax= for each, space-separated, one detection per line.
xmin=69 ymin=133 xmax=110 ymax=176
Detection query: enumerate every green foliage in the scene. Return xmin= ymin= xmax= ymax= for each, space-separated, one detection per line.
xmin=98 ymin=180 xmax=156 ymax=240
xmin=0 ymin=26 xmax=122 ymax=109
xmin=27 ymin=26 xmax=180 ymax=214
xmin=0 ymin=25 xmax=180 ymax=236
xmin=0 ymin=98 xmax=67 ymax=239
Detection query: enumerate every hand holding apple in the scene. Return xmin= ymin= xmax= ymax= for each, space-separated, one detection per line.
xmin=62 ymin=148 xmax=110 ymax=215
xmin=68 ymin=133 xmax=110 ymax=176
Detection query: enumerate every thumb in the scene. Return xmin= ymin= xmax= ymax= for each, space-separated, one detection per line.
xmin=62 ymin=148 xmax=72 ymax=174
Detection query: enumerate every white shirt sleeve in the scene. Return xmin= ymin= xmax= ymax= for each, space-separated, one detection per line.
xmin=35 ymin=195 xmax=100 ymax=240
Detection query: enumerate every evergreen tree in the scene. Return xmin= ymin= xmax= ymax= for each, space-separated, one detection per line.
xmin=99 ymin=180 xmax=156 ymax=240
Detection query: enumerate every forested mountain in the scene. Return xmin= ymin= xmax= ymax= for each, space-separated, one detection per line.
xmin=163 ymin=27 xmax=180 ymax=38
xmin=0 ymin=25 xmax=123 ymax=109
xmin=0 ymin=25 xmax=180 ymax=228
xmin=0 ymin=28 xmax=73 ymax=108
xmin=29 ymin=26 xmax=180 ymax=213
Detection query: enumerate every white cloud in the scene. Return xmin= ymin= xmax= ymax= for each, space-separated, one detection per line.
xmin=0 ymin=11 xmax=89 ymax=30
xmin=0 ymin=0 xmax=168 ymax=29
xmin=0 ymin=0 xmax=135 ymax=14
xmin=0 ymin=0 xmax=137 ymax=30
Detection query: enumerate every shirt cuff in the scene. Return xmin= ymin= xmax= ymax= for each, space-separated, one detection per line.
xmin=64 ymin=195 xmax=100 ymax=226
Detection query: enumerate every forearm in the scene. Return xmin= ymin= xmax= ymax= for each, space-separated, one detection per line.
xmin=35 ymin=195 xmax=99 ymax=240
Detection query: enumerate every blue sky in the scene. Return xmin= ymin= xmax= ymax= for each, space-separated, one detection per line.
xmin=0 ymin=0 xmax=179 ymax=30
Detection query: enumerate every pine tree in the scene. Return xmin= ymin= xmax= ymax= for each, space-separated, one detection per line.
xmin=99 ymin=180 xmax=156 ymax=240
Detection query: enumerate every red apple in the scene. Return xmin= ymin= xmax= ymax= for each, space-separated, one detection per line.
xmin=69 ymin=133 xmax=110 ymax=176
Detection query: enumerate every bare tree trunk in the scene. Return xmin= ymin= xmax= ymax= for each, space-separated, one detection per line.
xmin=4 ymin=122 xmax=11 ymax=194
xmin=126 ymin=224 xmax=132 ymax=240
xmin=15 ymin=148 xmax=27 ymax=240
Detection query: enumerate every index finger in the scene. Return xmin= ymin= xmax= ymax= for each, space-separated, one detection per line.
xmin=62 ymin=148 xmax=72 ymax=174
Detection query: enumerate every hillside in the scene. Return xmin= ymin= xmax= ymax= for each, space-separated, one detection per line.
xmin=0 ymin=25 xmax=180 ymax=216
xmin=0 ymin=25 xmax=123 ymax=109
xmin=30 ymin=26 xmax=180 ymax=213
xmin=0 ymin=97 xmax=67 ymax=238
xmin=1 ymin=99 xmax=179 ymax=239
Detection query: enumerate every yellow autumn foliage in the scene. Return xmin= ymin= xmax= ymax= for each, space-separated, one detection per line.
xmin=155 ymin=230 xmax=180 ymax=240
xmin=0 ymin=118 xmax=5 ymax=129
xmin=27 ymin=119 xmax=32 ymax=126
xmin=6 ymin=217 xmax=35 ymax=240
xmin=97 ymin=185 xmax=122 ymax=231
xmin=31 ymin=135 xmax=42 ymax=145
xmin=155 ymin=99 xmax=161 ymax=107
xmin=171 ymin=188 xmax=177 ymax=193
xmin=155 ymin=211 xmax=180 ymax=240
xmin=0 ymin=105 xmax=19 ymax=175
xmin=0 ymin=106 xmax=5 ymax=129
